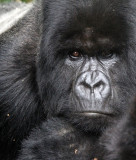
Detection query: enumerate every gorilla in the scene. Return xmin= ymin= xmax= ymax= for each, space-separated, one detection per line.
xmin=0 ymin=0 xmax=136 ymax=160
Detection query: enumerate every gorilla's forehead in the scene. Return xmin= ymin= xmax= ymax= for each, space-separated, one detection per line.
xmin=47 ymin=0 xmax=129 ymax=45
xmin=60 ymin=27 xmax=116 ymax=55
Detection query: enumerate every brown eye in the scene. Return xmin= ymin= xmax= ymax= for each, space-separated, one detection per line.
xmin=69 ymin=51 xmax=82 ymax=60
xmin=72 ymin=51 xmax=80 ymax=57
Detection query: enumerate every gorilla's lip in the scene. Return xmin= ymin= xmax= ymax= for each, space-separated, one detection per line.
xmin=75 ymin=111 xmax=113 ymax=117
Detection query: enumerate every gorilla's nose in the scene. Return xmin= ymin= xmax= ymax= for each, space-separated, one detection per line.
xmin=74 ymin=70 xmax=111 ymax=108
xmin=82 ymin=71 xmax=106 ymax=93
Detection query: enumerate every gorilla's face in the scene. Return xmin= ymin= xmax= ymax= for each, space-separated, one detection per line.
xmin=38 ymin=0 xmax=136 ymax=132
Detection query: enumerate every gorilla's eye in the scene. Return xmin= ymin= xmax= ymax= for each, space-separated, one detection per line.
xmin=69 ymin=51 xmax=82 ymax=60
xmin=99 ymin=52 xmax=114 ymax=59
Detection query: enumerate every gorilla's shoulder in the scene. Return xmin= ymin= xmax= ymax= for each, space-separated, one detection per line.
xmin=100 ymin=99 xmax=136 ymax=160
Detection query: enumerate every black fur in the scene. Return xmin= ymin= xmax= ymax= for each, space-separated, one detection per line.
xmin=18 ymin=100 xmax=136 ymax=160
xmin=99 ymin=99 xmax=136 ymax=160
xmin=0 ymin=0 xmax=136 ymax=160
xmin=18 ymin=118 xmax=98 ymax=160
xmin=0 ymin=1 xmax=44 ymax=159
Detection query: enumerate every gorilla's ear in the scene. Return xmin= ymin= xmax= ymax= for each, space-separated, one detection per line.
xmin=0 ymin=2 xmax=33 ymax=35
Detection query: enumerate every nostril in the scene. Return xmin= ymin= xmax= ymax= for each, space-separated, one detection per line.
xmin=80 ymin=80 xmax=104 ymax=88
xmin=93 ymin=81 xmax=104 ymax=89
xmin=80 ymin=82 xmax=91 ymax=89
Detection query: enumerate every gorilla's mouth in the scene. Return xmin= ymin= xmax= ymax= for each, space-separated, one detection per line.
xmin=75 ymin=112 xmax=113 ymax=117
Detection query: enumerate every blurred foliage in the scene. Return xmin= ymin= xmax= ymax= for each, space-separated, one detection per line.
xmin=0 ymin=0 xmax=32 ymax=2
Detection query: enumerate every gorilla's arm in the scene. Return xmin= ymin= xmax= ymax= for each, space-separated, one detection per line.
xmin=18 ymin=118 xmax=98 ymax=160
xmin=99 ymin=99 xmax=136 ymax=160
xmin=0 ymin=1 xmax=44 ymax=159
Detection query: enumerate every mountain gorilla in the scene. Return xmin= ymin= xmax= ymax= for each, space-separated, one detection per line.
xmin=0 ymin=0 xmax=136 ymax=160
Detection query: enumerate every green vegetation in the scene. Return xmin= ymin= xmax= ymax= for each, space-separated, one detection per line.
xmin=0 ymin=0 xmax=32 ymax=2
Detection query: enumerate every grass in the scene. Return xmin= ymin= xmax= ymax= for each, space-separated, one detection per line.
xmin=0 ymin=0 xmax=32 ymax=2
